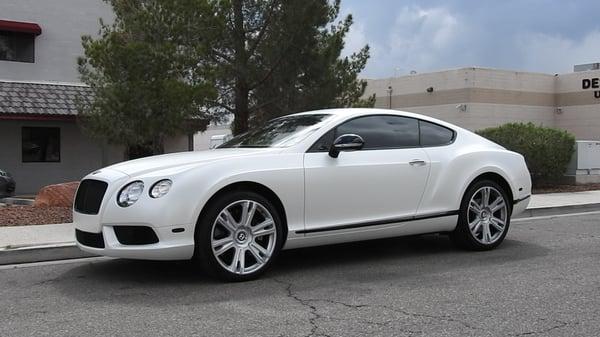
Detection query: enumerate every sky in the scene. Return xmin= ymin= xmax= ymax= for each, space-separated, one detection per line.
xmin=340 ymin=0 xmax=600 ymax=78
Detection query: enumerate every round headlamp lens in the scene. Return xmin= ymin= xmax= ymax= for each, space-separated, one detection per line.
xmin=150 ymin=179 xmax=172 ymax=198
xmin=117 ymin=181 xmax=144 ymax=207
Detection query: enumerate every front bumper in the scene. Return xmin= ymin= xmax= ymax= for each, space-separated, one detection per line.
xmin=73 ymin=168 xmax=198 ymax=260
xmin=75 ymin=222 xmax=195 ymax=260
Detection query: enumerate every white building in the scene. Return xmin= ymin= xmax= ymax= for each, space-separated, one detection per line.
xmin=0 ymin=0 xmax=191 ymax=194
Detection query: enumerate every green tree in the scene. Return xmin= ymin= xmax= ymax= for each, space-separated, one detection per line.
xmin=78 ymin=0 xmax=218 ymax=158
xmin=208 ymin=0 xmax=374 ymax=135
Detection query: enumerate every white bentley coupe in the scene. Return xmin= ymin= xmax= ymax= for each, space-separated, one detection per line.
xmin=74 ymin=108 xmax=531 ymax=281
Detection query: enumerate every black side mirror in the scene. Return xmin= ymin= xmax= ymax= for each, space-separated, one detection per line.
xmin=328 ymin=134 xmax=365 ymax=158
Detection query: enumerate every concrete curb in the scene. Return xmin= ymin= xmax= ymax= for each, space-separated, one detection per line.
xmin=0 ymin=243 xmax=96 ymax=266
xmin=514 ymin=203 xmax=600 ymax=219
xmin=1 ymin=203 xmax=600 ymax=266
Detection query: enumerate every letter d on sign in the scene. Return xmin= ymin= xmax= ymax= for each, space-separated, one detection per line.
xmin=583 ymin=79 xmax=591 ymax=89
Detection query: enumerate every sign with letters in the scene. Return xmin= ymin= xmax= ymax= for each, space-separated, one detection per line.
xmin=582 ymin=78 xmax=600 ymax=99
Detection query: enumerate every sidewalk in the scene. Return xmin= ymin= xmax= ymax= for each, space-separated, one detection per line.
xmin=527 ymin=190 xmax=600 ymax=209
xmin=2 ymin=190 xmax=600 ymax=264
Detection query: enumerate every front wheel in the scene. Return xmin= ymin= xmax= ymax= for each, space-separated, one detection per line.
xmin=195 ymin=191 xmax=283 ymax=281
xmin=450 ymin=180 xmax=511 ymax=250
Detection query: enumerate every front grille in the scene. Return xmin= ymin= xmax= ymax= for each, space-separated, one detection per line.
xmin=75 ymin=229 xmax=105 ymax=248
xmin=114 ymin=226 xmax=159 ymax=245
xmin=74 ymin=179 xmax=108 ymax=215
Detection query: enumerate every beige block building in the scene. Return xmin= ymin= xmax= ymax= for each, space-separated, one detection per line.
xmin=364 ymin=67 xmax=600 ymax=139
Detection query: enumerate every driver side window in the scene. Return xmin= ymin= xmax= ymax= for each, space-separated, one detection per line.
xmin=308 ymin=115 xmax=419 ymax=152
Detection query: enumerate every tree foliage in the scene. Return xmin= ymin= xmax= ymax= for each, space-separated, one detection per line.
xmin=208 ymin=0 xmax=374 ymax=134
xmin=78 ymin=0 xmax=217 ymax=157
xmin=78 ymin=0 xmax=374 ymax=156
xmin=477 ymin=123 xmax=575 ymax=186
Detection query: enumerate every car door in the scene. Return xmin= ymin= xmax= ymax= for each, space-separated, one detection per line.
xmin=303 ymin=115 xmax=431 ymax=232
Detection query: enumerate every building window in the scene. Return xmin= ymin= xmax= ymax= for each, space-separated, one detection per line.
xmin=22 ymin=127 xmax=61 ymax=162
xmin=0 ymin=31 xmax=35 ymax=63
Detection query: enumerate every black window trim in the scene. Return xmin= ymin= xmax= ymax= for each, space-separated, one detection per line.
xmin=0 ymin=30 xmax=36 ymax=63
xmin=306 ymin=114 xmax=456 ymax=153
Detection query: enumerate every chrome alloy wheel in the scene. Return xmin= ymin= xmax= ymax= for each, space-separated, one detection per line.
xmin=467 ymin=186 xmax=508 ymax=244
xmin=210 ymin=200 xmax=277 ymax=275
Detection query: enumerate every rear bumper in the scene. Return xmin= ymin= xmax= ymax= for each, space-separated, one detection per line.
xmin=75 ymin=222 xmax=195 ymax=260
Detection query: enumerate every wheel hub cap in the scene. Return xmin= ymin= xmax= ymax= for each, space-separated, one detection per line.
xmin=210 ymin=200 xmax=277 ymax=275
xmin=235 ymin=229 xmax=249 ymax=244
xmin=467 ymin=186 xmax=508 ymax=245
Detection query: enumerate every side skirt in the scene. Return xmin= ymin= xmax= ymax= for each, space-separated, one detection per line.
xmin=295 ymin=211 xmax=459 ymax=234
xmin=284 ymin=212 xmax=459 ymax=250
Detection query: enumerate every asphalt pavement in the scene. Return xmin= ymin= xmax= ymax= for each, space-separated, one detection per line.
xmin=1 ymin=212 xmax=599 ymax=337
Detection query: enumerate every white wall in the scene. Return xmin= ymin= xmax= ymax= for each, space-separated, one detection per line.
xmin=194 ymin=125 xmax=232 ymax=151
xmin=0 ymin=0 xmax=113 ymax=83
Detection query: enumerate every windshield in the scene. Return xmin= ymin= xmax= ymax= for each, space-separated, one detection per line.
xmin=219 ymin=114 xmax=332 ymax=148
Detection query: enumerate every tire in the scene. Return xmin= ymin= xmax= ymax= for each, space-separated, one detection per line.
xmin=195 ymin=190 xmax=284 ymax=281
xmin=450 ymin=179 xmax=511 ymax=251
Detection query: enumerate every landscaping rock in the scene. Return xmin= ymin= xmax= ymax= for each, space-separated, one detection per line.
xmin=0 ymin=205 xmax=72 ymax=226
xmin=34 ymin=182 xmax=79 ymax=208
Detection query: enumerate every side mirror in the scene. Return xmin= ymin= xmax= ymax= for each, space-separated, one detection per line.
xmin=328 ymin=134 xmax=365 ymax=158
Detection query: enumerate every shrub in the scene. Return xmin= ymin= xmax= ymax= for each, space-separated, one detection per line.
xmin=477 ymin=123 xmax=575 ymax=186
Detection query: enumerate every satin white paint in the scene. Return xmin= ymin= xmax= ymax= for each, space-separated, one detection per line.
xmin=74 ymin=108 xmax=531 ymax=260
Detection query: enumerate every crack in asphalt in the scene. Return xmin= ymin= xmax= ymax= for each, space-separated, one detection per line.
xmin=274 ymin=279 xmax=332 ymax=337
xmin=378 ymin=305 xmax=480 ymax=331
xmin=511 ymin=319 xmax=571 ymax=336
xmin=273 ymin=278 xmax=479 ymax=336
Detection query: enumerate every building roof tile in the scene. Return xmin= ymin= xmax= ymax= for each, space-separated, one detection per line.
xmin=0 ymin=80 xmax=92 ymax=116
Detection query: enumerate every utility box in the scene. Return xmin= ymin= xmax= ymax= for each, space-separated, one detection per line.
xmin=565 ymin=141 xmax=600 ymax=183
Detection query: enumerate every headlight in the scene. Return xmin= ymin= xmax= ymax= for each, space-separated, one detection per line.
xmin=117 ymin=181 xmax=144 ymax=207
xmin=149 ymin=179 xmax=172 ymax=199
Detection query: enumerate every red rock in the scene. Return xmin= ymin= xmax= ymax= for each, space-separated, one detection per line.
xmin=34 ymin=181 xmax=80 ymax=208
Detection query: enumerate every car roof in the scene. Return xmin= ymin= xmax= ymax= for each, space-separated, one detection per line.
xmin=290 ymin=108 xmax=460 ymax=130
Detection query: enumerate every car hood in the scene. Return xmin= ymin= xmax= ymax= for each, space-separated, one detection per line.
xmin=106 ymin=148 xmax=279 ymax=177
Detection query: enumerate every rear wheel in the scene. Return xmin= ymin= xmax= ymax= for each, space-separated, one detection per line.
xmin=195 ymin=191 xmax=283 ymax=281
xmin=451 ymin=180 xmax=511 ymax=250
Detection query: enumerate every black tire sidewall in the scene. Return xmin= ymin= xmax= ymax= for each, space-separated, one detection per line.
xmin=453 ymin=179 xmax=511 ymax=250
xmin=195 ymin=190 xmax=284 ymax=281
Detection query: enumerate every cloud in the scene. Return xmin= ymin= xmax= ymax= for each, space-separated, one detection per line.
xmin=341 ymin=0 xmax=600 ymax=78
xmin=359 ymin=6 xmax=462 ymax=77
xmin=342 ymin=18 xmax=368 ymax=57
xmin=517 ymin=30 xmax=600 ymax=73
xmin=388 ymin=6 xmax=460 ymax=68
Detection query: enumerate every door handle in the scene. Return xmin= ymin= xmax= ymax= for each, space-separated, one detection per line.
xmin=409 ymin=159 xmax=426 ymax=166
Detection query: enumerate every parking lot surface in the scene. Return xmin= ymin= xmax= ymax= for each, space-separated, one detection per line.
xmin=1 ymin=213 xmax=599 ymax=337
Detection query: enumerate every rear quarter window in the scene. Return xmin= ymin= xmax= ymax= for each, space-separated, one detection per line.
xmin=419 ymin=120 xmax=455 ymax=147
